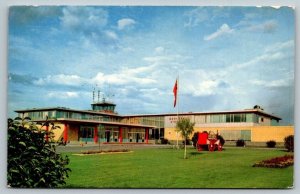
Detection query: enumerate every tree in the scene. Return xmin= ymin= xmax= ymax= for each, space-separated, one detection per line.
xmin=176 ymin=117 xmax=195 ymax=159
xmin=7 ymin=118 xmax=71 ymax=188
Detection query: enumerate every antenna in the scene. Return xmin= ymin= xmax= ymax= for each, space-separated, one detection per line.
xmin=97 ymin=89 xmax=100 ymax=102
xmin=92 ymin=88 xmax=95 ymax=103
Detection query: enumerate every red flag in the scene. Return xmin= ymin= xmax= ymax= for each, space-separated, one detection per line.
xmin=173 ymin=79 xmax=178 ymax=107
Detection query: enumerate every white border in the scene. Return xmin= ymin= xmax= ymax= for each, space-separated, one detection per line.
xmin=1 ymin=1 xmax=299 ymax=194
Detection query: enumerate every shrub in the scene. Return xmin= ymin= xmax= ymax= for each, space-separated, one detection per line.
xmin=191 ymin=132 xmax=199 ymax=148
xmin=160 ymin=138 xmax=169 ymax=144
xmin=184 ymin=138 xmax=191 ymax=145
xmin=217 ymin=135 xmax=225 ymax=146
xmin=284 ymin=135 xmax=294 ymax=152
xmin=7 ymin=118 xmax=71 ymax=188
xmin=236 ymin=139 xmax=245 ymax=147
xmin=266 ymin=140 xmax=276 ymax=148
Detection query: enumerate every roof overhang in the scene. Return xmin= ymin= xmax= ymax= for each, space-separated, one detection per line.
xmin=32 ymin=118 xmax=156 ymax=128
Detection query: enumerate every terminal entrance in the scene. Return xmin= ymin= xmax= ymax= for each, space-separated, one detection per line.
xmin=79 ymin=126 xmax=94 ymax=142
xmin=128 ymin=132 xmax=145 ymax=143
xmin=79 ymin=125 xmax=151 ymax=143
xmin=104 ymin=128 xmax=119 ymax=142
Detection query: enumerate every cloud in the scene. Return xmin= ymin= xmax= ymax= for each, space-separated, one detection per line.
xmin=143 ymin=54 xmax=184 ymax=65
xmin=233 ymin=52 xmax=286 ymax=69
xmin=184 ymin=7 xmax=230 ymax=27
xmin=93 ymin=70 xmax=156 ymax=86
xmin=204 ymin=23 xmax=234 ymax=41
xmin=8 ymin=73 xmax=36 ymax=85
xmin=48 ymin=91 xmax=79 ymax=99
xmin=250 ymin=79 xmax=291 ymax=88
xmin=60 ymin=7 xmax=108 ymax=31
xmin=9 ymin=6 xmax=62 ymax=25
xmin=264 ymin=40 xmax=294 ymax=53
xmin=245 ymin=20 xmax=278 ymax=33
xmin=117 ymin=18 xmax=136 ymax=30
xmin=33 ymin=64 xmax=157 ymax=88
xmin=105 ymin=30 xmax=118 ymax=40
xmin=155 ymin=46 xmax=165 ymax=53
xmin=34 ymin=74 xmax=86 ymax=86
xmin=184 ymin=7 xmax=209 ymax=27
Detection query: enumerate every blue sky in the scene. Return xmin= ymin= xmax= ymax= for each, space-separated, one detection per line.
xmin=8 ymin=6 xmax=294 ymax=124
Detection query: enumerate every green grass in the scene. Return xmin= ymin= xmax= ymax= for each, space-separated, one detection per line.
xmin=63 ymin=147 xmax=293 ymax=188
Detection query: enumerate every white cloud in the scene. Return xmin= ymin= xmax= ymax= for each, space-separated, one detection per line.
xmin=184 ymin=7 xmax=209 ymax=27
xmin=233 ymin=52 xmax=286 ymax=69
xmin=93 ymin=69 xmax=156 ymax=86
xmin=250 ymin=79 xmax=290 ymax=88
xmin=105 ymin=30 xmax=118 ymax=40
xmin=155 ymin=46 xmax=165 ymax=53
xmin=264 ymin=40 xmax=294 ymax=53
xmin=143 ymin=54 xmax=183 ymax=65
xmin=48 ymin=91 xmax=79 ymax=99
xmin=34 ymin=74 xmax=86 ymax=86
xmin=117 ymin=18 xmax=136 ymax=30
xmin=204 ymin=23 xmax=234 ymax=41
xmin=245 ymin=20 xmax=278 ymax=33
xmin=60 ymin=7 xmax=108 ymax=30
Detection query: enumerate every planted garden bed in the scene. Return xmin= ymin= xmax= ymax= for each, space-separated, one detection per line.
xmin=73 ymin=149 xmax=131 ymax=156
xmin=253 ymin=155 xmax=293 ymax=168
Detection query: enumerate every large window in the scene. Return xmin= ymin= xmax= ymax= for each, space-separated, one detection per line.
xmin=225 ymin=114 xmax=249 ymax=123
xmin=220 ymin=130 xmax=251 ymax=141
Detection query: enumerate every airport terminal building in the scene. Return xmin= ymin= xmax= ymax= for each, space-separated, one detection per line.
xmin=15 ymin=100 xmax=294 ymax=145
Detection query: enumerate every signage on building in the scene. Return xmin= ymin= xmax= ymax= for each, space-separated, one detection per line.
xmin=164 ymin=115 xmax=194 ymax=127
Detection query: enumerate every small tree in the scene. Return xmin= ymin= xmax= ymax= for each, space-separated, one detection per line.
xmin=176 ymin=117 xmax=195 ymax=159
xmin=7 ymin=118 xmax=71 ymax=188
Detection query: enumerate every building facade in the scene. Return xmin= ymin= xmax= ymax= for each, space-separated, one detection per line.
xmin=15 ymin=102 xmax=294 ymax=144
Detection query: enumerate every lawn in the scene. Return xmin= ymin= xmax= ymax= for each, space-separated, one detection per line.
xmin=63 ymin=147 xmax=293 ymax=188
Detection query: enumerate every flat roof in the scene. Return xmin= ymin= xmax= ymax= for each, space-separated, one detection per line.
xmin=15 ymin=107 xmax=119 ymax=117
xmin=33 ymin=118 xmax=156 ymax=128
xmin=122 ymin=109 xmax=282 ymax=120
xmin=15 ymin=107 xmax=281 ymax=120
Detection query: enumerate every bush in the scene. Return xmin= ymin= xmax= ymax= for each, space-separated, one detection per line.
xmin=184 ymin=138 xmax=191 ymax=145
xmin=266 ymin=140 xmax=276 ymax=148
xmin=160 ymin=138 xmax=169 ymax=144
xmin=7 ymin=118 xmax=71 ymax=188
xmin=236 ymin=139 xmax=246 ymax=147
xmin=217 ymin=135 xmax=225 ymax=146
xmin=191 ymin=132 xmax=199 ymax=148
xmin=284 ymin=135 xmax=294 ymax=152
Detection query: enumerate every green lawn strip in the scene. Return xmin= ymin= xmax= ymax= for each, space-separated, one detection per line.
xmin=62 ymin=147 xmax=293 ymax=188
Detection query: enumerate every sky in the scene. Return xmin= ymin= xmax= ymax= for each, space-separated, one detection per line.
xmin=8 ymin=6 xmax=295 ymax=125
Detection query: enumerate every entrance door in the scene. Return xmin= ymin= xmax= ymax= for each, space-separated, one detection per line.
xmin=113 ymin=131 xmax=119 ymax=142
xmin=136 ymin=133 xmax=139 ymax=143
xmin=105 ymin=131 xmax=110 ymax=142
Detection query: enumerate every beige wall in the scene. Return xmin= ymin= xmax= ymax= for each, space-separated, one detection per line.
xmin=165 ymin=126 xmax=294 ymax=143
xmin=251 ymin=126 xmax=294 ymax=142
xmin=68 ymin=124 xmax=79 ymax=141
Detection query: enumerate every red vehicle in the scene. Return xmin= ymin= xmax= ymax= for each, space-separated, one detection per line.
xmin=197 ymin=131 xmax=223 ymax=152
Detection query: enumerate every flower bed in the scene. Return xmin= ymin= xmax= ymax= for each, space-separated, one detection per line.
xmin=253 ymin=155 xmax=293 ymax=168
xmin=81 ymin=149 xmax=130 ymax=155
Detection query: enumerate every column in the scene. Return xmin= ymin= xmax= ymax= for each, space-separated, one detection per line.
xmin=119 ymin=127 xmax=123 ymax=143
xmin=145 ymin=128 xmax=149 ymax=144
xmin=94 ymin=125 xmax=98 ymax=143
xmin=64 ymin=123 xmax=68 ymax=144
